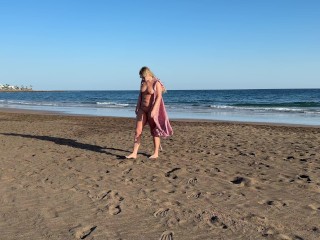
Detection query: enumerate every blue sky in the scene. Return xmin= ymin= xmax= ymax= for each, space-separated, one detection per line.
xmin=0 ymin=0 xmax=319 ymax=90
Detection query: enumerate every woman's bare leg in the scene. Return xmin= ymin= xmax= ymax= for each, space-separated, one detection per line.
xmin=126 ymin=110 xmax=147 ymax=159
xmin=149 ymin=136 xmax=160 ymax=159
xmin=148 ymin=115 xmax=160 ymax=159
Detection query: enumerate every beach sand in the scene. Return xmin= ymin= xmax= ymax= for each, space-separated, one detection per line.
xmin=0 ymin=110 xmax=319 ymax=239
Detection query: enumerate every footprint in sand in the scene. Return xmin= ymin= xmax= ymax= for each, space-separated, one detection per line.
xmin=194 ymin=211 xmax=228 ymax=229
xmin=167 ymin=217 xmax=180 ymax=228
xmin=231 ymin=176 xmax=245 ymax=184
xmin=187 ymin=177 xmax=198 ymax=185
xmin=285 ymin=155 xmax=295 ymax=161
xmin=298 ymin=174 xmax=312 ymax=183
xmin=108 ymin=204 xmax=121 ymax=215
xmin=299 ymin=158 xmax=310 ymax=163
xmin=162 ymin=188 xmax=176 ymax=194
xmin=159 ymin=231 xmax=174 ymax=240
xmin=207 ymin=216 xmax=228 ymax=229
xmin=308 ymin=203 xmax=320 ymax=211
xmin=124 ymin=177 xmax=134 ymax=185
xmin=277 ymin=173 xmax=293 ymax=183
xmin=288 ymin=174 xmax=314 ymax=185
xmin=41 ymin=176 xmax=53 ymax=185
xmin=165 ymin=168 xmax=181 ymax=179
xmin=89 ymin=190 xmax=110 ymax=201
xmin=102 ymin=190 xmax=124 ymax=202
xmin=97 ymin=190 xmax=111 ymax=200
xmin=311 ymin=226 xmax=319 ymax=234
xmin=259 ymin=199 xmax=288 ymax=208
xmin=187 ymin=192 xmax=201 ymax=199
xmin=122 ymin=168 xmax=132 ymax=175
xmin=277 ymin=233 xmax=303 ymax=240
xmin=154 ymin=208 xmax=170 ymax=218
xmin=257 ymin=226 xmax=275 ymax=238
xmin=69 ymin=225 xmax=97 ymax=239
xmin=95 ymin=190 xmax=124 ymax=215
xmin=230 ymin=176 xmax=254 ymax=187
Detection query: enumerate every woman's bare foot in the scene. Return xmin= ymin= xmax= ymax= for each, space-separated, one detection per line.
xmin=126 ymin=153 xmax=137 ymax=159
xmin=149 ymin=154 xmax=158 ymax=159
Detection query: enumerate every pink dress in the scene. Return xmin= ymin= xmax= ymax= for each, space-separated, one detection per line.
xmin=136 ymin=78 xmax=173 ymax=138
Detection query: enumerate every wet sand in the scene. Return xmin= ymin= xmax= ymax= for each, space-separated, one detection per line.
xmin=0 ymin=110 xmax=319 ymax=239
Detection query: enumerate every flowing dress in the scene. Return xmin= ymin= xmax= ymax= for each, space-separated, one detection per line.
xmin=136 ymin=78 xmax=173 ymax=138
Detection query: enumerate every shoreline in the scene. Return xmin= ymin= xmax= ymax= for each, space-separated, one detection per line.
xmin=0 ymin=106 xmax=319 ymax=129
xmin=1 ymin=89 xmax=319 ymax=127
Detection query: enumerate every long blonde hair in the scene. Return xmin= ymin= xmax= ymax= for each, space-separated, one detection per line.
xmin=139 ymin=66 xmax=155 ymax=78
xmin=139 ymin=66 xmax=166 ymax=93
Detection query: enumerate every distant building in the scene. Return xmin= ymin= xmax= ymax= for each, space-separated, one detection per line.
xmin=0 ymin=84 xmax=33 ymax=91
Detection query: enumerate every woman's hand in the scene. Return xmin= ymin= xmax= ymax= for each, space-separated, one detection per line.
xmin=150 ymin=109 xmax=156 ymax=118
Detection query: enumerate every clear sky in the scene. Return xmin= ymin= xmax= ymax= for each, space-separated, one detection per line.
xmin=0 ymin=0 xmax=319 ymax=90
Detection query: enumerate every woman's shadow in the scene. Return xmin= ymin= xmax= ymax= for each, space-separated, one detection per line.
xmin=0 ymin=133 xmax=149 ymax=159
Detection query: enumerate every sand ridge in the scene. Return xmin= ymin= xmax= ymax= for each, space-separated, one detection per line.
xmin=0 ymin=111 xmax=319 ymax=239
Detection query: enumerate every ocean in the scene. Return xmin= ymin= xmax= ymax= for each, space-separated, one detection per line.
xmin=0 ymin=89 xmax=319 ymax=126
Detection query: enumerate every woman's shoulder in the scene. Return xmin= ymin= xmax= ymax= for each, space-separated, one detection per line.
xmin=153 ymin=79 xmax=162 ymax=88
xmin=153 ymin=78 xmax=166 ymax=93
xmin=153 ymin=77 xmax=162 ymax=85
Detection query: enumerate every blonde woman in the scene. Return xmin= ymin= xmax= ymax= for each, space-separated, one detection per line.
xmin=126 ymin=66 xmax=173 ymax=159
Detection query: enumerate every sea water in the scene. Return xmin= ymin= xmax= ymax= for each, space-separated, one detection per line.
xmin=0 ymin=89 xmax=319 ymax=126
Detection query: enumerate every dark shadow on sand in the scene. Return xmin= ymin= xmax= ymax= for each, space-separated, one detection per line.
xmin=1 ymin=133 xmax=149 ymax=159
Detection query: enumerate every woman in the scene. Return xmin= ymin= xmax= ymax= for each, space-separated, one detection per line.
xmin=126 ymin=66 xmax=173 ymax=159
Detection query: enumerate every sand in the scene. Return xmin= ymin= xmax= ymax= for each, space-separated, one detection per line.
xmin=0 ymin=110 xmax=319 ymax=240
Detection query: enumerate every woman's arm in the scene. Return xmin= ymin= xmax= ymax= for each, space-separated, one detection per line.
xmin=151 ymin=82 xmax=162 ymax=118
xmin=135 ymin=80 xmax=143 ymax=114
xmin=135 ymin=92 xmax=142 ymax=114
